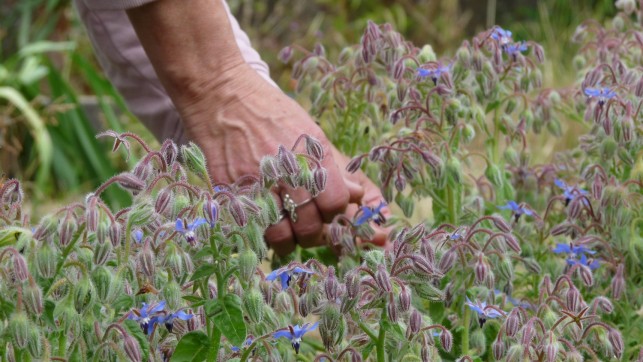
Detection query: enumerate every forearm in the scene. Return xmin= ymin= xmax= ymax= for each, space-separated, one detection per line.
xmin=126 ymin=0 xmax=246 ymax=107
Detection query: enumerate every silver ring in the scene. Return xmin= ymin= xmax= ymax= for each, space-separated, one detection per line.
xmin=280 ymin=193 xmax=313 ymax=223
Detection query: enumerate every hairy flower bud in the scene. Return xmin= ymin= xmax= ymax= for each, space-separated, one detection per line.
xmin=11 ymin=252 xmax=29 ymax=283
xmin=94 ymin=240 xmax=112 ymax=266
xmin=409 ymin=309 xmax=422 ymax=334
xmin=128 ymin=199 xmax=154 ymax=226
xmin=440 ymin=329 xmax=453 ymax=352
xmin=492 ymin=338 xmax=505 ymax=360
xmin=109 ymin=221 xmax=122 ymax=247
xmin=260 ymin=156 xmax=282 ymax=182
xmin=474 ymin=255 xmax=489 ymax=285
xmin=344 ymin=271 xmax=361 ymax=299
xmin=155 ymin=188 xmax=172 ymax=215
xmin=485 ymin=164 xmax=504 ymax=187
xmin=228 ymin=197 xmax=248 ymax=227
xmin=611 ymin=264 xmax=625 ymax=300
xmin=181 ymin=142 xmax=209 ymax=182
xmin=439 ymin=248 xmax=457 ymax=273
xmin=243 ymin=290 xmax=265 ymax=324
xmin=274 ymin=291 xmax=292 ymax=314
xmin=115 ymin=172 xmax=146 ymax=194
xmin=398 ymin=287 xmax=411 ymax=312
xmin=387 ymin=295 xmax=398 ymax=322
xmin=58 ymin=212 xmax=77 ymax=247
xmin=92 ymin=266 xmax=113 ymax=301
xmin=260 ymin=280 xmax=273 ymax=305
xmin=137 ymin=242 xmax=155 ymax=278
xmin=566 ymin=285 xmax=581 ymax=312
xmin=608 ymin=328 xmax=624 ymax=359
xmin=375 ymin=265 xmax=392 ymax=293
xmin=160 ymin=139 xmax=178 ymax=166
xmin=498 ymin=257 xmax=514 ymax=281
xmin=123 ymin=334 xmax=142 ymax=362
xmin=239 ymin=249 xmax=258 ymax=282
xmin=26 ymin=328 xmax=42 ymax=359
xmin=74 ymin=276 xmax=93 ymax=313
xmin=313 ymin=168 xmax=328 ymax=194
xmin=578 ymin=265 xmax=594 ymax=286
xmin=277 ymin=145 xmax=300 ymax=176
xmin=324 ymin=267 xmax=340 ymax=301
xmin=505 ymin=309 xmax=520 ymax=337
xmin=9 ymin=311 xmax=29 ymax=348
xmin=23 ymin=283 xmax=43 ymax=317
xmin=320 ymin=304 xmax=342 ymax=350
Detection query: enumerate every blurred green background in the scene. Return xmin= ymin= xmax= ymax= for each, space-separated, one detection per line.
xmin=0 ymin=0 xmax=613 ymax=215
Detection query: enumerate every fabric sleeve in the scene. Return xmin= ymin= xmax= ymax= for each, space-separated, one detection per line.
xmin=73 ymin=0 xmax=276 ymax=145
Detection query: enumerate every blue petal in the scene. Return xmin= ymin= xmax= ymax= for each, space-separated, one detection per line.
xmin=554 ymin=179 xmax=567 ymax=189
xmin=133 ymin=229 xmax=144 ymax=243
xmin=522 ymin=208 xmax=534 ymax=216
xmin=189 ymin=218 xmax=208 ymax=231
xmin=274 ymin=330 xmax=294 ymax=340
xmin=175 ymin=219 xmax=185 ymax=233
xmin=417 ymin=68 xmax=431 ymax=77
xmin=266 ymin=270 xmax=279 ymax=281
xmin=279 ymin=273 xmax=290 ymax=290
xmin=173 ymin=310 xmax=193 ymax=320
xmin=354 ymin=207 xmax=374 ymax=226
xmin=552 ymin=244 xmax=572 ymax=254
xmin=292 ymin=266 xmax=314 ymax=275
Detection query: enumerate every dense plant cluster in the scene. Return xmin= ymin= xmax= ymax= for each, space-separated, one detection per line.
xmin=1 ymin=2 xmax=642 ymax=362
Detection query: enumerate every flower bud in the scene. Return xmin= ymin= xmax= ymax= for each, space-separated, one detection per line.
xmin=492 ymin=216 xmax=512 ymax=233
xmin=485 ymin=164 xmax=504 ymax=187
xmin=35 ymin=242 xmax=58 ymax=279
xmin=470 ymin=329 xmax=486 ymax=354
xmin=498 ymin=257 xmax=514 ymax=281
xmin=611 ymin=264 xmax=625 ymax=300
xmin=109 ymin=221 xmax=122 ymax=247
xmin=474 ymin=255 xmax=488 ymax=285
xmin=160 ymin=139 xmax=178 ymax=166
xmin=164 ymin=244 xmax=183 ymax=278
xmin=123 ymin=334 xmax=142 ymax=362
xmin=278 ymin=45 xmax=294 ymax=63
xmin=440 ymin=329 xmax=453 ymax=352
xmin=375 ymin=265 xmax=392 ymax=293
xmin=24 ymin=284 xmax=43 ymax=316
xmin=181 ymin=142 xmax=209 ymax=182
xmin=446 ymin=157 xmax=462 ymax=184
xmin=506 ymin=344 xmax=522 ymax=362
xmin=58 ymin=212 xmax=77 ymax=247
xmin=313 ymin=168 xmax=328 ymax=194
xmin=74 ymin=276 xmax=93 ymax=313
xmin=92 ymin=266 xmax=113 ymax=301
xmin=421 ymin=335 xmax=433 ymax=361
xmin=243 ymin=290 xmax=265 ymax=324
xmin=274 ymin=291 xmax=292 ymax=314
xmin=566 ymin=285 xmax=581 ymax=312
xmin=320 ymin=304 xmax=342 ymax=350
xmin=344 ymin=271 xmax=361 ymax=299
xmin=11 ymin=252 xmax=29 ymax=283
xmin=522 ymin=257 xmax=541 ymax=274
xmin=228 ymin=197 xmax=248 ymax=227
xmin=505 ymin=309 xmax=520 ymax=337
xmin=260 ymin=280 xmax=273 ymax=305
xmin=387 ymin=295 xmax=398 ymax=323
xmin=234 ymin=249 xmax=257 ymax=284
xmin=608 ymin=328 xmax=624 ymax=359
xmin=115 ymin=172 xmax=146 ymax=194
xmin=137 ymin=242 xmax=155 ymax=278
xmin=578 ymin=265 xmax=594 ymax=286
xmin=260 ymin=156 xmax=281 ymax=182
xmin=26 ymin=328 xmax=42 ymax=358
xmin=85 ymin=194 xmax=100 ymax=233
xmin=128 ymin=199 xmax=154 ymax=226
xmin=409 ymin=309 xmax=422 ymax=334
xmin=324 ymin=267 xmax=340 ymax=301
xmin=93 ymin=240 xmax=112 ymax=266
xmin=9 ymin=311 xmax=29 ymax=348
xmin=277 ymin=145 xmax=300 ymax=176
xmin=304 ymin=136 xmax=324 ymax=161
xmin=492 ymin=338 xmax=506 ymax=360
xmin=438 ymin=248 xmax=457 ymax=273
xmin=155 ymin=188 xmax=172 ymax=215
xmin=398 ymin=287 xmax=411 ymax=312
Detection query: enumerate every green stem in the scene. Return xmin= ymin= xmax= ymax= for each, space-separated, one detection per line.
xmin=352 ymin=311 xmax=377 ymax=341
xmin=58 ymin=331 xmax=68 ymax=359
xmin=462 ymin=296 xmax=471 ymax=356
xmin=376 ymin=308 xmax=387 ymax=362
xmin=43 ymin=225 xmax=85 ymax=295
xmin=122 ymin=220 xmax=132 ymax=266
xmin=446 ymin=183 xmax=458 ymax=225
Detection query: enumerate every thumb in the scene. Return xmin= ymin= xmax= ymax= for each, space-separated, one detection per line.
xmin=345 ymin=177 xmax=365 ymax=204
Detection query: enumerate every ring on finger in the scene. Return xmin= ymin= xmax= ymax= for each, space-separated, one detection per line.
xmin=280 ymin=193 xmax=313 ymax=223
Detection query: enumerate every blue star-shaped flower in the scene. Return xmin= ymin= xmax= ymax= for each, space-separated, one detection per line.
xmin=491 ymin=27 xmax=513 ymax=46
xmin=554 ymin=179 xmax=589 ymax=206
xmin=552 ymin=243 xmax=596 ymax=256
xmin=465 ymin=298 xmax=504 ymax=327
xmin=354 ymin=200 xmax=387 ymax=226
xmin=504 ymin=42 xmax=528 ymax=59
xmin=128 ymin=301 xmax=166 ymax=335
xmin=498 ymin=200 xmax=534 ymax=221
xmin=567 ymin=253 xmax=600 ymax=270
xmin=266 ymin=264 xmax=315 ymax=290
xmin=231 ymin=337 xmax=253 ymax=353
xmin=417 ymin=63 xmax=451 ymax=85
xmin=274 ymin=322 xmax=319 ymax=354
xmin=584 ymin=87 xmax=616 ymax=106
xmin=175 ymin=218 xmax=208 ymax=246
xmin=156 ymin=310 xmax=193 ymax=333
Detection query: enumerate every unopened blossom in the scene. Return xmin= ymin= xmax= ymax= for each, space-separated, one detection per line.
xmin=354 ymin=200 xmax=387 ymax=226
xmin=274 ymin=323 xmax=318 ymax=354
xmin=466 ymin=298 xmax=504 ymax=327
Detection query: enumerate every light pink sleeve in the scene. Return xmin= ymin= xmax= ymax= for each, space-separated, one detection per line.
xmin=73 ymin=0 xmax=276 ymax=145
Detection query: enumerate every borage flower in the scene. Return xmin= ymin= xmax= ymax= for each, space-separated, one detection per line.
xmin=465 ymin=298 xmax=504 ymax=327
xmin=584 ymin=87 xmax=616 ymax=106
xmin=128 ymin=301 xmax=166 ymax=335
xmin=504 ymin=41 xmax=528 ymax=60
xmin=231 ymin=337 xmax=253 ymax=353
xmin=417 ymin=63 xmax=451 ymax=85
xmin=156 ymin=310 xmax=193 ymax=333
xmin=175 ymin=218 xmax=208 ymax=246
xmin=266 ymin=264 xmax=315 ymax=290
xmin=567 ymin=253 xmax=600 ymax=271
xmin=354 ymin=200 xmax=387 ymax=226
xmin=555 ymin=179 xmax=589 ymax=206
xmin=274 ymin=323 xmax=318 ymax=354
xmin=498 ymin=200 xmax=534 ymax=222
xmin=491 ymin=27 xmax=513 ymax=47
xmin=552 ymin=243 xmax=595 ymax=256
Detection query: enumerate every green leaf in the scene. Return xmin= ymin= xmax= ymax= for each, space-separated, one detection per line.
xmin=190 ymin=264 xmax=217 ymax=281
xmin=171 ymin=331 xmax=211 ymax=362
xmin=182 ymin=295 xmax=205 ymax=303
xmin=112 ymin=293 xmax=134 ymax=313
xmin=43 ymin=300 xmax=56 ymax=327
xmin=205 ymin=294 xmax=247 ymax=346
xmin=123 ymin=319 xmax=150 ymax=362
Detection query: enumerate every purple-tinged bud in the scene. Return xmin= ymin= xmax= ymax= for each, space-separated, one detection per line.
xmin=412 ymin=254 xmax=435 ymax=276
xmin=523 ymin=258 xmax=541 ymax=274
xmin=594 ymin=296 xmax=614 ymax=313
xmin=138 ymin=242 xmax=155 ymax=278
xmin=440 ymin=329 xmax=453 ymax=352
xmin=492 ymin=216 xmax=512 ymax=233
xmin=24 ymin=284 xmax=43 ymax=316
xmin=274 ymin=291 xmax=292 ymax=314
xmin=260 ymin=156 xmax=282 ymax=182
xmin=550 ymin=223 xmax=571 ymax=236
xmin=155 ymin=188 xmax=172 ymax=215
xmin=474 ymin=255 xmax=488 ymax=285
xmin=115 ymin=172 xmax=146 ymax=194
xmin=393 ymin=59 xmax=405 ymax=80
xmin=278 ymin=46 xmax=294 ymax=63
xmin=329 ymin=223 xmax=343 ymax=246
xmin=11 ymin=252 xmax=29 ymax=283
xmin=622 ymin=117 xmax=634 ymax=143
xmin=409 ymin=308 xmax=422 ymax=334
xmin=567 ymin=285 xmax=581 ymax=312
xmin=305 ymin=136 xmax=324 ymax=161
xmin=498 ymin=257 xmax=513 ymax=281
xmin=202 ymin=198 xmax=219 ymax=228
xmin=160 ymin=139 xmax=178 ymax=166
xmin=109 ymin=221 xmax=122 ymax=247
xmin=521 ymin=322 xmax=535 ymax=346
xmin=399 ymin=287 xmax=411 ymax=312
xmin=387 ymin=294 xmax=398 ymax=322
xmin=277 ymin=146 xmax=300 ymax=176
xmin=421 ymin=335 xmax=432 ymax=360
xmin=58 ymin=212 xmax=77 ymax=247
xmin=505 ymin=309 xmax=521 ymax=337
xmin=533 ymin=44 xmax=545 ymax=63
xmin=313 ymin=168 xmax=328 ymax=194
xmin=611 ymin=264 xmax=625 ymax=300
xmin=228 ymin=197 xmax=248 ymax=227
xmin=375 ymin=265 xmax=392 ymax=293
xmin=608 ymin=328 xmax=624 ymax=359
xmin=9 ymin=312 xmax=29 ymax=348
xmin=394 ymin=174 xmax=407 ymax=192
xmin=85 ymin=194 xmax=100 ymax=233
xmin=345 ymin=156 xmax=364 ymax=173
xmin=243 ymin=290 xmax=264 ymax=324
xmin=132 ymin=161 xmax=151 ymax=183
xmin=325 ymin=267 xmax=340 ymax=301
xmin=93 ymin=240 xmax=112 ymax=266
xmin=260 ymin=280 xmax=273 ymax=305
xmin=492 ymin=338 xmax=505 ymax=360
xmin=438 ymin=248 xmax=457 ymax=273
xmin=578 ymin=265 xmax=594 ymax=287
xmin=344 ymin=271 xmax=361 ymax=299
xmin=123 ymin=334 xmax=142 ymax=362
xmin=635 ymin=76 xmax=643 ymax=97
xmin=420 ymin=241 xmax=436 ymax=265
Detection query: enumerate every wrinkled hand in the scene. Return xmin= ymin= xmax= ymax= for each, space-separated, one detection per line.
xmin=181 ymin=64 xmax=390 ymax=254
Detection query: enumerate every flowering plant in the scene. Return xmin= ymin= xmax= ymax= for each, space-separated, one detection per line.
xmin=1 ymin=1 xmax=642 ymax=361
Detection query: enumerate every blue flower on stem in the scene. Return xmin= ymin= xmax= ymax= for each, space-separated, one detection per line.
xmin=354 ymin=200 xmax=387 ymax=226
xmin=417 ymin=63 xmax=451 ymax=85
xmin=156 ymin=310 xmax=193 ymax=333
xmin=491 ymin=27 xmax=513 ymax=46
xmin=568 ymin=254 xmax=600 ymax=270
xmin=498 ymin=200 xmax=534 ymax=222
xmin=465 ymin=298 xmax=504 ymax=327
xmin=231 ymin=337 xmax=254 ymax=353
xmin=504 ymin=42 xmax=528 ymax=60
xmin=175 ymin=218 xmax=208 ymax=246
xmin=128 ymin=301 xmax=166 ymax=335
xmin=553 ymin=243 xmax=600 ymax=270
xmin=584 ymin=87 xmax=616 ymax=106
xmin=554 ymin=179 xmax=589 ymax=206
xmin=266 ymin=264 xmax=315 ymax=290
xmin=274 ymin=322 xmax=319 ymax=354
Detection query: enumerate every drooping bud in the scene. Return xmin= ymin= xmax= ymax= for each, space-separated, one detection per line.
xmin=474 ymin=255 xmax=488 ymax=285
xmin=228 ymin=197 xmax=248 ymax=227
xmin=440 ymin=329 xmax=453 ymax=352
xmin=578 ymin=265 xmax=594 ymax=286
xmin=611 ymin=263 xmax=625 ymax=300
xmin=92 ymin=266 xmax=113 ymax=301
xmin=375 ymin=265 xmax=392 ymax=293
xmin=35 ymin=242 xmax=58 ymax=279
xmin=492 ymin=338 xmax=506 ymax=360
xmin=24 ymin=284 xmax=43 ymax=316
xmin=128 ymin=198 xmax=154 ymax=226
xmin=277 ymin=145 xmax=300 ymax=176
xmin=85 ymin=194 xmax=100 ymax=233
xmin=260 ymin=280 xmax=273 ymax=305
xmin=74 ymin=276 xmax=93 ymax=313
xmin=608 ymin=328 xmax=624 ymax=359
xmin=304 ymin=136 xmax=324 ymax=161
xmin=260 ymin=156 xmax=281 ymax=182
xmin=274 ymin=291 xmax=292 ymax=314
xmin=155 ymin=188 xmax=172 ymax=215
xmin=123 ymin=333 xmax=142 ymax=362
xmin=344 ymin=271 xmax=361 ymax=299
xmin=243 ymin=290 xmax=265 ymax=324
xmin=109 ymin=221 xmax=122 ymax=247
xmin=399 ymin=287 xmax=411 ymax=312
xmin=94 ymin=240 xmax=112 ymax=266
xmin=239 ymin=249 xmax=258 ymax=282
xmin=505 ymin=309 xmax=520 ymax=337
xmin=137 ymin=241 xmax=155 ymax=278
xmin=438 ymin=248 xmax=457 ymax=273
xmin=26 ymin=328 xmax=42 ymax=359
xmin=566 ymin=285 xmax=581 ymax=312
xmin=320 ymin=304 xmax=342 ymax=350
xmin=409 ymin=309 xmax=422 ymax=334
xmin=387 ymin=294 xmax=398 ymax=323
xmin=181 ymin=142 xmax=209 ymax=183
xmin=114 ymin=172 xmax=146 ymax=194
xmin=9 ymin=311 xmax=29 ymax=348
xmin=313 ymin=168 xmax=328 ymax=194
xmin=324 ymin=267 xmax=340 ymax=301
xmin=12 ymin=251 xmax=29 ymax=283
xmin=278 ymin=46 xmax=294 ymax=63
xmin=58 ymin=212 xmax=77 ymax=247
xmin=160 ymin=139 xmax=178 ymax=166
